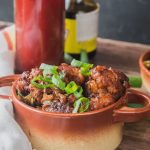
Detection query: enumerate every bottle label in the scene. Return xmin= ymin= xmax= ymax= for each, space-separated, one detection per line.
xmin=65 ymin=4 xmax=100 ymax=54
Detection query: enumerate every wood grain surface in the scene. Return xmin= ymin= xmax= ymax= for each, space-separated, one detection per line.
xmin=0 ymin=22 xmax=150 ymax=150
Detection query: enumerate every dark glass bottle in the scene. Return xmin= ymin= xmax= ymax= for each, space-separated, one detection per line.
xmin=65 ymin=0 xmax=99 ymax=58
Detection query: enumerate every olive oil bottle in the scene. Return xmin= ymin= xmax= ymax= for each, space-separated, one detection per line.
xmin=65 ymin=0 xmax=100 ymax=57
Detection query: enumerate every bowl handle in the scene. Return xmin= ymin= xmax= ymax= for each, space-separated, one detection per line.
xmin=0 ymin=75 xmax=20 ymax=99
xmin=113 ymin=89 xmax=150 ymax=123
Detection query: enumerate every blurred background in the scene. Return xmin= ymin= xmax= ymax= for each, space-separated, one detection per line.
xmin=1 ymin=0 xmax=150 ymax=44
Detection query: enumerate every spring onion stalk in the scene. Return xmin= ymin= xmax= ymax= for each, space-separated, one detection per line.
xmin=64 ymin=53 xmax=74 ymax=64
xmin=65 ymin=81 xmax=78 ymax=94
xmin=40 ymin=63 xmax=58 ymax=76
xmin=71 ymin=59 xmax=93 ymax=76
xmin=51 ymin=75 xmax=66 ymax=90
xmin=72 ymin=99 xmax=82 ymax=113
xmin=74 ymin=86 xmax=83 ymax=99
xmin=80 ymin=50 xmax=89 ymax=63
xmin=128 ymin=76 xmax=142 ymax=88
xmin=71 ymin=59 xmax=83 ymax=67
xmin=73 ymin=97 xmax=90 ymax=113
xmin=31 ymin=76 xmax=54 ymax=89
xmin=128 ymin=103 xmax=144 ymax=108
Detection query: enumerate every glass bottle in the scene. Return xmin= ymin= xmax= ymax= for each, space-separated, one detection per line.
xmin=65 ymin=0 xmax=100 ymax=57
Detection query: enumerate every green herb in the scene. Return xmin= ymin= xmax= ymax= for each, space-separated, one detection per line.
xmin=52 ymin=75 xmax=66 ymax=90
xmin=144 ymin=60 xmax=150 ymax=69
xmin=40 ymin=63 xmax=58 ymax=76
xmin=73 ymin=97 xmax=90 ymax=113
xmin=65 ymin=81 xmax=78 ymax=94
xmin=64 ymin=53 xmax=73 ymax=64
xmin=71 ymin=59 xmax=83 ymax=67
xmin=128 ymin=103 xmax=144 ymax=108
xmin=74 ymin=86 xmax=83 ymax=99
xmin=59 ymin=71 xmax=66 ymax=80
xmin=128 ymin=76 xmax=142 ymax=88
xmin=31 ymin=76 xmax=54 ymax=89
xmin=71 ymin=59 xmax=93 ymax=76
xmin=80 ymin=63 xmax=93 ymax=76
xmin=80 ymin=50 xmax=89 ymax=63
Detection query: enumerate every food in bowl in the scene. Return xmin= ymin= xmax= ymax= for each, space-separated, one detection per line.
xmin=15 ymin=59 xmax=129 ymax=113
xmin=139 ymin=51 xmax=150 ymax=93
xmin=144 ymin=60 xmax=150 ymax=70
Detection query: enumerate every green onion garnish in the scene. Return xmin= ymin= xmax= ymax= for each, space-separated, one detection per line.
xmin=128 ymin=103 xmax=144 ymax=108
xmin=128 ymin=76 xmax=142 ymax=88
xmin=65 ymin=81 xmax=78 ymax=94
xmin=73 ymin=97 xmax=90 ymax=113
xmin=80 ymin=50 xmax=89 ymax=63
xmin=80 ymin=63 xmax=93 ymax=76
xmin=64 ymin=53 xmax=73 ymax=64
xmin=52 ymin=75 xmax=66 ymax=90
xmin=40 ymin=63 xmax=58 ymax=76
xmin=74 ymin=86 xmax=83 ymax=99
xmin=71 ymin=59 xmax=93 ymax=76
xmin=71 ymin=59 xmax=83 ymax=67
xmin=31 ymin=76 xmax=54 ymax=89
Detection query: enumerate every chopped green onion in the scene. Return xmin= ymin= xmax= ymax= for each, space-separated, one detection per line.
xmin=73 ymin=97 xmax=90 ymax=113
xmin=128 ymin=76 xmax=142 ymax=88
xmin=64 ymin=53 xmax=73 ymax=64
xmin=31 ymin=76 xmax=54 ymax=89
xmin=80 ymin=50 xmax=89 ymax=63
xmin=40 ymin=63 xmax=58 ymax=76
xmin=65 ymin=81 xmax=78 ymax=94
xmin=72 ymin=99 xmax=82 ymax=113
xmin=128 ymin=103 xmax=144 ymax=108
xmin=71 ymin=59 xmax=93 ymax=76
xmin=71 ymin=59 xmax=83 ymax=67
xmin=144 ymin=60 xmax=150 ymax=69
xmin=80 ymin=63 xmax=93 ymax=76
xmin=74 ymin=86 xmax=83 ymax=99
xmin=59 ymin=71 xmax=66 ymax=80
xmin=52 ymin=75 xmax=66 ymax=90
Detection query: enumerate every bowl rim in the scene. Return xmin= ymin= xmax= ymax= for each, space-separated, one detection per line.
xmin=139 ymin=50 xmax=150 ymax=76
xmin=12 ymin=81 xmax=126 ymax=118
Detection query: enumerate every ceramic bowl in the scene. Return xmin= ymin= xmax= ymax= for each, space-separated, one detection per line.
xmin=0 ymin=75 xmax=150 ymax=150
xmin=139 ymin=51 xmax=150 ymax=93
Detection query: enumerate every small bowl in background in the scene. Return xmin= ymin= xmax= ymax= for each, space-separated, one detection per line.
xmin=139 ymin=51 xmax=150 ymax=93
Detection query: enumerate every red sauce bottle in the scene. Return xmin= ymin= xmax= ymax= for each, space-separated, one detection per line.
xmin=15 ymin=0 xmax=65 ymax=73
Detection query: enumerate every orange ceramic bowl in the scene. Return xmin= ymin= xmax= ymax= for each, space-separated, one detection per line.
xmin=139 ymin=51 xmax=150 ymax=93
xmin=0 ymin=75 xmax=150 ymax=150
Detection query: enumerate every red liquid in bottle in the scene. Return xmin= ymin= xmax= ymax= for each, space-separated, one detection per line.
xmin=15 ymin=0 xmax=65 ymax=73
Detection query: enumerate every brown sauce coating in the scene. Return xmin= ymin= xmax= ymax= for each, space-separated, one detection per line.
xmin=15 ymin=64 xmax=129 ymax=113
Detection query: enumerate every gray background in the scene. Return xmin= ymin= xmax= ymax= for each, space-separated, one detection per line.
xmin=1 ymin=0 xmax=150 ymax=44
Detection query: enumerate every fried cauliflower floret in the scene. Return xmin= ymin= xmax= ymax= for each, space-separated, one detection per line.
xmin=58 ymin=63 xmax=85 ymax=85
xmin=86 ymin=66 xmax=129 ymax=110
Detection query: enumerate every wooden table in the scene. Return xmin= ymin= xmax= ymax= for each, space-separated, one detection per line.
xmin=0 ymin=21 xmax=150 ymax=150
